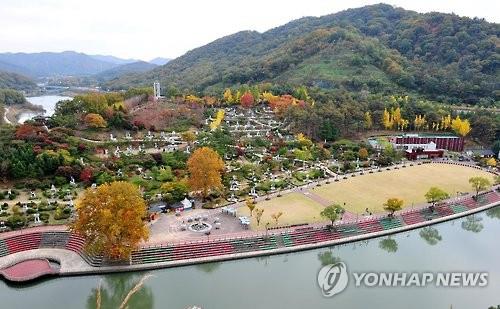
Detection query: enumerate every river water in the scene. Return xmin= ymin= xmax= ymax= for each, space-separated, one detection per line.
xmin=1 ymin=209 xmax=499 ymax=309
xmin=18 ymin=95 xmax=72 ymax=123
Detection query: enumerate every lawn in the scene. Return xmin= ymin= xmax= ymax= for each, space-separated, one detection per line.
xmin=313 ymin=164 xmax=495 ymax=214
xmin=237 ymin=192 xmax=325 ymax=230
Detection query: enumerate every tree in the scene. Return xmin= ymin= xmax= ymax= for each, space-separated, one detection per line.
xmin=187 ymin=147 xmax=225 ymax=199
xmin=223 ymin=88 xmax=234 ymax=103
xmin=161 ymin=180 xmax=189 ymax=203
xmin=181 ymin=131 xmax=196 ymax=144
xmin=246 ymin=198 xmax=255 ymax=217
xmin=255 ymin=208 xmax=264 ymax=226
xmin=364 ymin=112 xmax=373 ymax=130
xmin=469 ymin=176 xmax=491 ymax=197
xmin=84 ymin=113 xmax=107 ymax=128
xmin=320 ymin=204 xmax=343 ymax=226
xmin=486 ymin=157 xmax=497 ymax=167
xmin=382 ymin=108 xmax=393 ymax=129
xmin=271 ymin=211 xmax=283 ymax=225
xmin=358 ymin=148 xmax=369 ymax=160
xmin=383 ymin=198 xmax=404 ymax=216
xmin=424 ymin=187 xmax=450 ymax=210
xmin=451 ymin=116 xmax=471 ymax=137
xmin=240 ymin=91 xmax=254 ymax=108
xmin=70 ymin=181 xmax=149 ymax=259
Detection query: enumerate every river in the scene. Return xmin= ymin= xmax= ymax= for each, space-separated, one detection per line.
xmin=0 ymin=209 xmax=499 ymax=309
xmin=17 ymin=95 xmax=72 ymax=123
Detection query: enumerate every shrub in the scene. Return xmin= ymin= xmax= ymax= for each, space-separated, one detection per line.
xmin=6 ymin=214 xmax=26 ymax=229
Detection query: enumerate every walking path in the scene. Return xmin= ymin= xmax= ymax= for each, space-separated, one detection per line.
xmin=0 ymin=187 xmax=497 ymax=281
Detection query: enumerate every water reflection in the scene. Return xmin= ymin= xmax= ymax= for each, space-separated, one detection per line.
xmin=195 ymin=262 xmax=221 ymax=274
xmin=461 ymin=215 xmax=484 ymax=233
xmin=378 ymin=237 xmax=398 ymax=253
xmin=419 ymin=227 xmax=443 ymax=246
xmin=86 ymin=273 xmax=154 ymax=309
xmin=317 ymin=250 xmax=341 ymax=266
xmin=486 ymin=206 xmax=500 ymax=220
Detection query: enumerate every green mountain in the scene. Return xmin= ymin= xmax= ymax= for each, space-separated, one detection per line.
xmin=105 ymin=4 xmax=499 ymax=104
xmin=0 ymin=51 xmax=118 ymax=77
xmin=0 ymin=71 xmax=38 ymax=91
xmin=94 ymin=61 xmax=158 ymax=81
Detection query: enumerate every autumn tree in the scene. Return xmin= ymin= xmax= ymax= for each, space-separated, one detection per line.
xmin=364 ymin=112 xmax=373 ymax=130
xmin=70 ymin=181 xmax=149 ymax=260
xmin=469 ymin=176 xmax=491 ymax=197
xmin=181 ymin=131 xmax=196 ymax=145
xmin=240 ymin=91 xmax=254 ymax=108
xmin=246 ymin=198 xmax=256 ymax=217
xmin=414 ymin=115 xmax=427 ymax=131
xmin=271 ymin=211 xmax=283 ymax=225
xmin=424 ymin=187 xmax=450 ymax=210
xmin=451 ymin=116 xmax=472 ymax=137
xmin=358 ymin=148 xmax=369 ymax=160
xmin=384 ymin=198 xmax=404 ymax=217
xmin=84 ymin=113 xmax=107 ymax=128
xmin=223 ymin=88 xmax=234 ymax=103
xmin=187 ymin=147 xmax=225 ymax=199
xmin=382 ymin=108 xmax=393 ymax=129
xmin=255 ymin=208 xmax=264 ymax=226
xmin=486 ymin=158 xmax=497 ymax=167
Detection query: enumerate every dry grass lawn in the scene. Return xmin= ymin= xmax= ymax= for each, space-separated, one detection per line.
xmin=237 ymin=192 xmax=325 ymax=230
xmin=313 ymin=164 xmax=494 ymax=214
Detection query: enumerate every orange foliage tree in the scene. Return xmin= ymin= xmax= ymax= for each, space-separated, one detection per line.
xmin=84 ymin=113 xmax=107 ymax=128
xmin=187 ymin=147 xmax=225 ymax=198
xmin=70 ymin=181 xmax=149 ymax=259
xmin=240 ymin=91 xmax=255 ymax=108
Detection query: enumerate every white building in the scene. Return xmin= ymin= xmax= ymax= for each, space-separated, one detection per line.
xmin=153 ymin=82 xmax=161 ymax=99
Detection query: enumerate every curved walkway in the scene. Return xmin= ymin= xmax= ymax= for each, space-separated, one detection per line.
xmin=0 ymin=188 xmax=498 ymax=280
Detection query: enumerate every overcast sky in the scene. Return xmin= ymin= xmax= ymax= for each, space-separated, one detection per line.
xmin=0 ymin=0 xmax=498 ymax=61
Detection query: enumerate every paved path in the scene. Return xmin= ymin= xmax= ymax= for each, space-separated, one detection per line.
xmin=0 ymin=248 xmax=89 ymax=273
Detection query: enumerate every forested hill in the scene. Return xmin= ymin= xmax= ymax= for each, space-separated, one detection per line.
xmin=105 ymin=4 xmax=499 ymax=104
xmin=0 ymin=71 xmax=38 ymax=91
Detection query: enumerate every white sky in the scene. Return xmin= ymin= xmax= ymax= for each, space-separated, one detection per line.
xmin=0 ymin=0 xmax=498 ymax=61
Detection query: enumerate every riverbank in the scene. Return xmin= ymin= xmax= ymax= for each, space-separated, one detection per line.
xmin=0 ymin=188 xmax=498 ymax=281
xmin=4 ymin=103 xmax=45 ymax=124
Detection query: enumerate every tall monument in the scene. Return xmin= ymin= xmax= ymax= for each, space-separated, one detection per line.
xmin=153 ymin=82 xmax=161 ymax=99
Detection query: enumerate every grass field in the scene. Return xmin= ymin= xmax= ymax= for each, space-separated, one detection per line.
xmin=239 ymin=164 xmax=495 ymax=230
xmin=313 ymin=164 xmax=495 ymax=214
xmin=237 ymin=192 xmax=325 ymax=230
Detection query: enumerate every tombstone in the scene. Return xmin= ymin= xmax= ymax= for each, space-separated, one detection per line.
xmin=117 ymin=169 xmax=123 ymax=177
xmin=34 ymin=213 xmax=41 ymax=224
xmin=70 ymin=176 xmax=76 ymax=186
xmin=22 ymin=203 xmax=28 ymax=212
xmin=154 ymin=143 xmax=158 ymax=149
xmin=51 ymin=184 xmax=57 ymax=194
xmin=30 ymin=191 xmax=36 ymax=198
xmin=250 ymin=186 xmax=257 ymax=195
xmin=104 ymin=149 xmax=109 ymax=155
xmin=7 ymin=189 xmax=11 ymax=196
xmin=91 ymin=183 xmax=97 ymax=189
xmin=79 ymin=157 xmax=85 ymax=165
xmin=109 ymin=133 xmax=114 ymax=141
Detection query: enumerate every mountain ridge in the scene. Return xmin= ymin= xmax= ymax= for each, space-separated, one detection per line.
xmin=105 ymin=3 xmax=499 ymax=104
